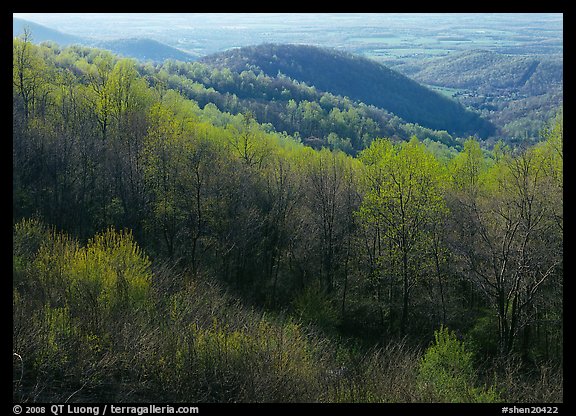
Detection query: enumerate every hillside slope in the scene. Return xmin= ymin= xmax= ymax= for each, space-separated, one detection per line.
xmin=13 ymin=17 xmax=86 ymax=46
xmin=390 ymin=49 xmax=563 ymax=139
xmin=14 ymin=18 xmax=194 ymax=63
xmin=201 ymin=43 xmax=495 ymax=138
xmin=391 ymin=49 xmax=563 ymax=94
xmin=96 ymin=38 xmax=194 ymax=62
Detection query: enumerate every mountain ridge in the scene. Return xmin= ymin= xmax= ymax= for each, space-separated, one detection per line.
xmin=96 ymin=38 xmax=195 ymax=62
xmin=391 ymin=49 xmax=563 ymax=92
xmin=13 ymin=18 xmax=195 ymax=63
xmin=387 ymin=48 xmax=563 ymax=139
xmin=13 ymin=17 xmax=86 ymax=46
xmin=200 ymin=43 xmax=495 ymax=138
xmin=13 ymin=18 xmax=495 ymax=139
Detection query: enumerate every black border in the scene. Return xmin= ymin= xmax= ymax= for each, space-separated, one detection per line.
xmin=8 ymin=6 xmax=571 ymax=415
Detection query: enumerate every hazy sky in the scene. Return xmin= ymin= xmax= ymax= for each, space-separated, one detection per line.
xmin=13 ymin=13 xmax=563 ymax=58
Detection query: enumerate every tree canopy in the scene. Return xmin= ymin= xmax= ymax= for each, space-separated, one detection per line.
xmin=13 ymin=37 xmax=563 ymax=403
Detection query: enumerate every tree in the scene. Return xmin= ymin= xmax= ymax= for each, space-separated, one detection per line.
xmin=262 ymin=150 xmax=302 ymax=305
xmin=448 ymin=130 xmax=563 ymax=357
xmin=84 ymin=52 xmax=115 ymax=141
xmin=418 ymin=326 xmax=499 ymax=402
xmin=143 ymin=100 xmax=185 ymax=258
xmin=357 ymin=137 xmax=447 ymax=335
xmin=106 ymin=59 xmax=154 ymax=234
xmin=228 ymin=111 xmax=270 ymax=169
xmin=13 ymin=29 xmax=49 ymax=123
xmin=304 ymin=148 xmax=357 ymax=295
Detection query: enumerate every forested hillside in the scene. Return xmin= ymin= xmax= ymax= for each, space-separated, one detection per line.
xmin=201 ymin=44 xmax=495 ymax=138
xmin=13 ymin=35 xmax=563 ymax=404
xmin=13 ymin=18 xmax=196 ymax=63
xmin=390 ymin=49 xmax=563 ymax=140
xmin=149 ymin=54 xmax=459 ymax=155
xmin=97 ymin=38 xmax=195 ymax=63
xmin=13 ymin=17 xmax=86 ymax=47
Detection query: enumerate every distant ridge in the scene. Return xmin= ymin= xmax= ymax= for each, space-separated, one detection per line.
xmin=391 ymin=49 xmax=563 ymax=93
xmin=201 ymin=43 xmax=495 ymax=138
xmin=13 ymin=17 xmax=195 ymax=63
xmin=13 ymin=17 xmax=86 ymax=46
xmin=96 ymin=38 xmax=195 ymax=63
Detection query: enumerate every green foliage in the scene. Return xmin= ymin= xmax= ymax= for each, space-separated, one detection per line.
xmin=143 ymin=278 xmax=326 ymax=402
xmin=535 ymin=109 xmax=563 ymax=188
xmin=449 ymin=138 xmax=489 ymax=194
xmin=356 ymin=137 xmax=448 ymax=334
xmin=466 ymin=310 xmax=500 ymax=357
xmin=418 ymin=326 xmax=500 ymax=403
xmin=188 ymin=318 xmax=318 ymax=400
xmin=69 ymin=228 xmax=152 ymax=313
xmin=34 ymin=305 xmax=76 ymax=369
xmin=32 ymin=229 xmax=78 ymax=307
xmin=154 ymin=46 xmax=464 ymax=154
xmin=293 ymin=284 xmax=339 ymax=330
xmin=13 ymin=218 xmax=50 ymax=274
xmin=12 ymin=35 xmax=562 ymax=403
xmin=201 ymin=44 xmax=495 ymax=138
xmin=14 ymin=219 xmax=152 ymax=334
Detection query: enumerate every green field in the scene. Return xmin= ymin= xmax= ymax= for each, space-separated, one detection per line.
xmin=424 ymin=84 xmax=469 ymax=99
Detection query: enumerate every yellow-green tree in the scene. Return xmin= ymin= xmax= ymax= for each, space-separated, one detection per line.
xmin=357 ymin=137 xmax=447 ymax=335
xmin=418 ymin=326 xmax=499 ymax=402
xmin=13 ymin=29 xmax=50 ymax=123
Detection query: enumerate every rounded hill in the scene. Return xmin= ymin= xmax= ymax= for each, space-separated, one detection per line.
xmin=201 ymin=43 xmax=495 ymax=138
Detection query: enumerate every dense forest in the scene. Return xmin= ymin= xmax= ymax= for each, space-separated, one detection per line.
xmin=200 ymin=44 xmax=496 ymax=139
xmin=150 ymin=54 xmax=462 ymax=155
xmin=13 ymin=34 xmax=563 ymax=404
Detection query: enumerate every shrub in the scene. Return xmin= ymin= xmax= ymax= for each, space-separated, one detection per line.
xmin=13 ymin=221 xmax=155 ymax=401
xmin=67 ymin=228 xmax=152 ymax=316
xmin=13 ymin=217 xmax=49 ymax=262
xmin=417 ymin=326 xmax=500 ymax=403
